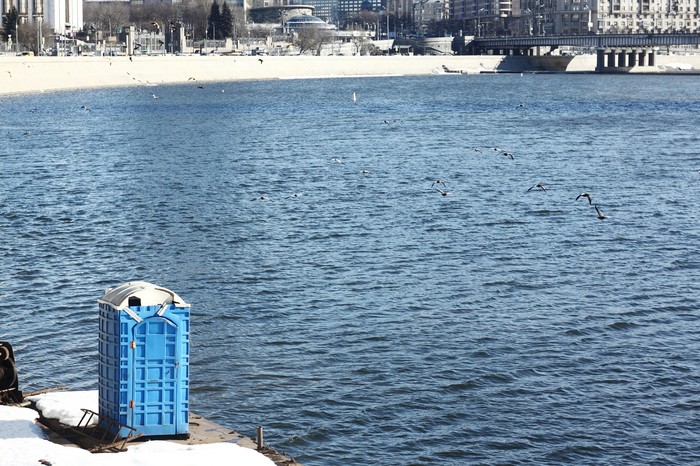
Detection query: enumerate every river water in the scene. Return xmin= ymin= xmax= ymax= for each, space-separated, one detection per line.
xmin=1 ymin=74 xmax=699 ymax=465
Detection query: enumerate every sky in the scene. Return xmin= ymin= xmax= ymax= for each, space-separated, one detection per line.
xmin=0 ymin=390 xmax=275 ymax=466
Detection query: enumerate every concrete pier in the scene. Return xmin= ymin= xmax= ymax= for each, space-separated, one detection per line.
xmin=34 ymin=405 xmax=302 ymax=466
xmin=595 ymin=46 xmax=658 ymax=72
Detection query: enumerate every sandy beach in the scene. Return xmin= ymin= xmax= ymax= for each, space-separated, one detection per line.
xmin=0 ymin=53 xmax=698 ymax=96
xmin=0 ymin=55 xmax=504 ymax=96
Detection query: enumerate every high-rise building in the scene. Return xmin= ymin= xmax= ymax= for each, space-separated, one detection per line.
xmin=450 ymin=0 xmax=699 ymax=34
xmin=1 ymin=0 xmax=82 ymax=34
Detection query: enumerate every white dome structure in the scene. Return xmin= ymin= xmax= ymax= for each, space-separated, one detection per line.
xmin=285 ymin=14 xmax=335 ymax=31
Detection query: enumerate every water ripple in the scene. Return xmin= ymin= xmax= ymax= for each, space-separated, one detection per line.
xmin=2 ymin=75 xmax=700 ymax=465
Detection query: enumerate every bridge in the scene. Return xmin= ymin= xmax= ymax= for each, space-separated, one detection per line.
xmin=463 ymin=33 xmax=700 ymax=71
xmin=472 ymin=33 xmax=700 ymax=49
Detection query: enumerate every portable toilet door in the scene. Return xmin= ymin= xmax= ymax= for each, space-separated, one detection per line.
xmin=131 ymin=315 xmax=183 ymax=436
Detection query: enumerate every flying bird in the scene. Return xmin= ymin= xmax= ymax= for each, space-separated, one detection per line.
xmin=594 ymin=205 xmax=608 ymax=220
xmin=188 ymin=77 xmax=196 ymax=81
xmin=527 ymin=183 xmax=547 ymax=193
xmin=500 ymin=150 xmax=514 ymax=159
xmin=576 ymin=192 xmax=593 ymax=205
xmin=434 ymin=189 xmax=451 ymax=197
xmin=258 ymin=58 xmax=264 ymax=64
xmin=431 ymin=179 xmax=447 ymax=189
xmin=152 ymin=93 xmax=159 ymax=99
xmin=252 ymin=195 xmax=270 ymax=201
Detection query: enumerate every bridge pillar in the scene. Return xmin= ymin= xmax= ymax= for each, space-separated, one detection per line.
xmin=617 ymin=49 xmax=627 ymax=67
xmin=607 ymin=48 xmax=617 ymax=68
xmin=648 ymin=49 xmax=655 ymax=66
xmin=628 ymin=49 xmax=638 ymax=67
xmin=596 ymin=47 xmax=606 ymax=72
xmin=638 ymin=49 xmax=647 ymax=66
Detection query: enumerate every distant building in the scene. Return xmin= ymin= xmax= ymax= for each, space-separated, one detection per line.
xmin=299 ymin=0 xmax=337 ymax=20
xmin=336 ymin=0 xmax=360 ymax=18
xmin=284 ymin=13 xmax=336 ymax=29
xmin=450 ymin=0 xmax=700 ymax=35
xmin=2 ymin=0 xmax=82 ymax=34
xmin=413 ymin=0 xmax=446 ymax=33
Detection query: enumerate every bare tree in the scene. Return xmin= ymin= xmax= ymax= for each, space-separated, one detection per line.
xmin=315 ymin=30 xmax=334 ymax=55
xmin=248 ymin=25 xmax=270 ymax=39
xmin=83 ymin=2 xmax=130 ymax=36
xmin=294 ymin=28 xmax=324 ymax=55
xmin=131 ymin=2 xmax=175 ymax=32
xmin=230 ymin=6 xmax=245 ymax=41
xmin=16 ymin=20 xmax=51 ymax=54
xmin=175 ymin=0 xmax=210 ymax=40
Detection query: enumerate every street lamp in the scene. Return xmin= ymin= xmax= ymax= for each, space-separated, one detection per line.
xmin=523 ymin=8 xmax=532 ymax=35
xmin=583 ymin=4 xmax=592 ymax=33
xmin=35 ymin=15 xmax=44 ymax=54
xmin=168 ymin=21 xmax=174 ymax=54
xmin=477 ymin=7 xmax=485 ymax=37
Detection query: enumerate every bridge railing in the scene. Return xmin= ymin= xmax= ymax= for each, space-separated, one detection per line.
xmin=473 ymin=33 xmax=700 ymax=48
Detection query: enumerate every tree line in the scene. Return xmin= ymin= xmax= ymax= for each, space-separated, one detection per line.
xmin=81 ymin=0 xmax=245 ymax=42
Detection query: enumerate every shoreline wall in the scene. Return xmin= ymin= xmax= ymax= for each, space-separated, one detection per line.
xmin=1 ymin=54 xmax=699 ymax=96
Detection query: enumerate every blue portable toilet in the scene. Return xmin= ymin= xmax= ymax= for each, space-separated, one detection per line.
xmin=98 ymin=281 xmax=190 ymax=437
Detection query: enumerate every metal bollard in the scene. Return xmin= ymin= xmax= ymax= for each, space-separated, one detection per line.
xmin=256 ymin=425 xmax=264 ymax=450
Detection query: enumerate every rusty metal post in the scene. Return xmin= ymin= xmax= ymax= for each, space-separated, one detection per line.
xmin=256 ymin=425 xmax=264 ymax=450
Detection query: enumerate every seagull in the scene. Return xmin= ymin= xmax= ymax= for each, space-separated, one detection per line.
xmin=361 ymin=169 xmax=370 ymax=174
xmin=188 ymin=77 xmax=196 ymax=81
xmin=286 ymin=192 xmax=303 ymax=199
xmin=594 ymin=205 xmax=608 ymax=220
xmin=352 ymin=92 xmax=357 ymax=102
xmin=434 ymin=188 xmax=451 ymax=197
xmin=220 ymin=89 xmax=225 ymax=93
xmin=576 ymin=192 xmax=593 ymax=205
xmin=472 ymin=147 xmax=482 ymax=154
xmin=527 ymin=183 xmax=546 ymax=193
xmin=517 ymin=102 xmax=525 ymax=109
xmin=23 ymin=130 xmax=31 ymax=136
xmin=80 ymin=105 xmax=91 ymax=112
xmin=258 ymin=58 xmax=264 ymax=64
xmin=431 ymin=179 xmax=447 ymax=189
xmin=500 ymin=150 xmax=514 ymax=160
xmin=383 ymin=119 xmax=391 ymax=124
xmin=197 ymin=85 xmax=204 ymax=89
xmin=6 ymin=71 xmax=11 ymax=78
xmin=252 ymin=195 xmax=270 ymax=201
xmin=331 ymin=158 xmax=343 ymax=163
xmin=152 ymin=93 xmax=159 ymax=99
